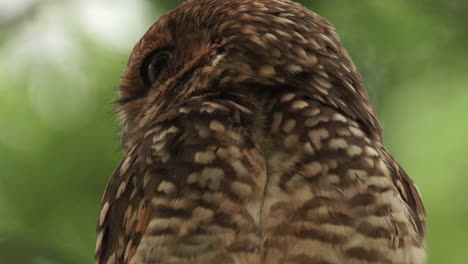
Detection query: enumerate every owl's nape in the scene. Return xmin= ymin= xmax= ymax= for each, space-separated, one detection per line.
xmin=96 ymin=0 xmax=426 ymax=263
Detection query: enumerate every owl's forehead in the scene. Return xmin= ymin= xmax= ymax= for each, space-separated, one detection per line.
xmin=168 ymin=0 xmax=304 ymax=25
xmin=131 ymin=0 xmax=319 ymax=55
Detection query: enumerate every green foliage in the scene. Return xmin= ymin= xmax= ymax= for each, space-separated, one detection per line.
xmin=1 ymin=0 xmax=467 ymax=263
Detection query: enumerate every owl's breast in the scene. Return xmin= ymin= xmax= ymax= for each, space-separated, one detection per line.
xmin=249 ymin=92 xmax=426 ymax=264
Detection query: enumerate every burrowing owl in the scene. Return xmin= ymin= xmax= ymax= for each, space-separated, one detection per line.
xmin=95 ymin=0 xmax=426 ymax=263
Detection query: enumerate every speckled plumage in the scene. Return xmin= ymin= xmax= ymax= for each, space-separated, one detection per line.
xmin=96 ymin=0 xmax=426 ymax=263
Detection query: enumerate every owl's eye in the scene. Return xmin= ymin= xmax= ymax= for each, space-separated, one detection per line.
xmin=141 ymin=51 xmax=171 ymax=85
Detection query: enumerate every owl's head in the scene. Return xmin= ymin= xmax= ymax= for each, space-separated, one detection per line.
xmin=117 ymin=0 xmax=380 ymax=151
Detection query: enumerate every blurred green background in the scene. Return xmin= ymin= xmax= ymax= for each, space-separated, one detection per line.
xmin=1 ymin=0 xmax=467 ymax=263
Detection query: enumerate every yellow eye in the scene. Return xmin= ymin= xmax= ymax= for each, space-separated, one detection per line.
xmin=141 ymin=51 xmax=171 ymax=85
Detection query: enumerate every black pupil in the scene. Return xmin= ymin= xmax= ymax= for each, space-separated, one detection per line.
xmin=146 ymin=52 xmax=170 ymax=84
